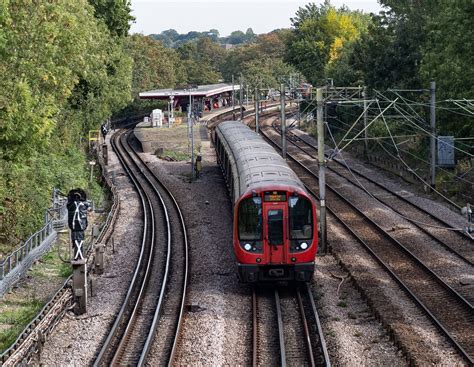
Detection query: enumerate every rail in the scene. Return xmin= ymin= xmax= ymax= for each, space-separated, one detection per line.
xmin=263 ymin=121 xmax=474 ymax=365
xmin=0 ymin=142 xmax=120 ymax=364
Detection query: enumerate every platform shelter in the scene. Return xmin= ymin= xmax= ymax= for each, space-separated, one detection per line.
xmin=139 ymin=83 xmax=240 ymax=115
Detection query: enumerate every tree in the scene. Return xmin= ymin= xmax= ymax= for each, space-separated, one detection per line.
xmin=245 ymin=28 xmax=257 ymax=42
xmin=345 ymin=12 xmax=423 ymax=89
xmin=285 ymin=1 xmax=370 ymax=85
xmin=176 ymin=39 xmax=222 ymax=85
xmin=0 ymin=0 xmax=133 ymax=244
xmin=88 ymin=0 xmax=135 ymax=38
xmin=125 ymin=35 xmax=183 ymax=100
xmin=227 ymin=30 xmax=246 ymax=44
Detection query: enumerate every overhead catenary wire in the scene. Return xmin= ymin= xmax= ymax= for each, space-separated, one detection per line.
xmin=378 ymin=140 xmax=474 ymax=186
xmin=373 ymin=90 xmax=474 ymax=158
xmin=323 ymin=121 xmax=465 ymax=230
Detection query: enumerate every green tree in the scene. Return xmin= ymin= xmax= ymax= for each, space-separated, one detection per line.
xmin=285 ymin=1 xmax=370 ymax=85
xmin=0 ymin=0 xmax=133 ymax=245
xmin=88 ymin=0 xmax=134 ymax=38
xmin=176 ymin=38 xmax=223 ymax=84
xmin=125 ymin=35 xmax=183 ymax=100
xmin=347 ymin=12 xmax=423 ymax=89
xmin=227 ymin=30 xmax=246 ymax=44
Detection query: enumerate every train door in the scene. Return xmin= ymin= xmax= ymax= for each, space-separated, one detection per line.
xmin=264 ymin=203 xmax=287 ymax=264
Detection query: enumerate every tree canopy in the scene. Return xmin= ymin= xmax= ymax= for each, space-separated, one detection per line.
xmin=0 ymin=0 xmax=132 ymax=245
xmin=285 ymin=1 xmax=370 ymax=85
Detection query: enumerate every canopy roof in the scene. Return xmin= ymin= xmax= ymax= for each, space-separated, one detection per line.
xmin=139 ymin=83 xmax=240 ymax=100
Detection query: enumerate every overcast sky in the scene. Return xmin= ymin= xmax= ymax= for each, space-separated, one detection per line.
xmin=130 ymin=0 xmax=384 ymax=36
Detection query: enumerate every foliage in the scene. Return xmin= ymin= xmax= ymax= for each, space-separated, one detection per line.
xmin=221 ymin=30 xmax=298 ymax=87
xmin=0 ymin=298 xmax=44 ymax=353
xmin=88 ymin=0 xmax=134 ymax=38
xmin=125 ymin=35 xmax=184 ymax=100
xmin=285 ymin=0 xmax=371 ymax=85
xmin=346 ymin=10 xmax=424 ymax=90
xmin=150 ymin=28 xmax=257 ymax=48
xmin=176 ymin=38 xmax=224 ymax=85
xmin=324 ymin=0 xmax=474 ymax=137
xmin=0 ymin=0 xmax=133 ymax=245
xmin=421 ymin=0 xmax=474 ymax=99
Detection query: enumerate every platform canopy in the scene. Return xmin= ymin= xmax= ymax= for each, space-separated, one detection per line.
xmin=139 ymin=83 xmax=240 ymax=100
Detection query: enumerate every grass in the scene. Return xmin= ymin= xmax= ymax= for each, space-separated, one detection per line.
xmin=337 ymin=300 xmax=347 ymax=308
xmin=30 ymin=243 xmax=71 ymax=280
xmin=0 ymin=298 xmax=44 ymax=353
xmin=58 ymin=261 xmax=73 ymax=278
xmin=0 ymin=235 xmax=72 ymax=353
xmin=160 ymin=150 xmax=190 ymax=161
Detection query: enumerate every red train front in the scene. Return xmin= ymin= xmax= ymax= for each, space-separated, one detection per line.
xmin=235 ymin=186 xmax=317 ymax=282
xmin=213 ymin=121 xmax=318 ymax=283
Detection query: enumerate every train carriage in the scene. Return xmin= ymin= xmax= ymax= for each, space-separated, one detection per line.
xmin=213 ymin=121 xmax=318 ymax=282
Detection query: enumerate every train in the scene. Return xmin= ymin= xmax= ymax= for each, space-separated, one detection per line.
xmin=213 ymin=121 xmax=318 ymax=283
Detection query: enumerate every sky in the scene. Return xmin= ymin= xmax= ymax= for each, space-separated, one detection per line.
xmin=130 ymin=0 xmax=384 ymax=37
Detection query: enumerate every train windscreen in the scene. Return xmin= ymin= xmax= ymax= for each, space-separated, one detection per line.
xmin=289 ymin=196 xmax=313 ymax=239
xmin=238 ymin=197 xmax=262 ymax=240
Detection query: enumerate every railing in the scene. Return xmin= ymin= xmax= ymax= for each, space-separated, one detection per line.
xmin=0 ymin=138 xmax=120 ymax=363
xmin=0 ymin=190 xmax=67 ymax=281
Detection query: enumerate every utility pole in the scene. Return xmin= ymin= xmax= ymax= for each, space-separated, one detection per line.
xmin=167 ymin=100 xmax=171 ymax=128
xmin=430 ymin=81 xmax=436 ymax=189
xmin=255 ymin=87 xmax=260 ymax=134
xmin=317 ymin=87 xmax=327 ymax=253
xmin=281 ymin=83 xmax=286 ymax=159
xmin=188 ymin=89 xmax=195 ymax=180
xmin=363 ymin=86 xmax=369 ymax=158
xmin=169 ymin=95 xmax=175 ymax=127
xmin=239 ymin=76 xmax=244 ymax=120
xmin=232 ymin=74 xmax=235 ymax=120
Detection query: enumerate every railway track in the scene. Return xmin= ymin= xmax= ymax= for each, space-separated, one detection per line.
xmin=252 ymin=285 xmax=330 ymax=367
xmin=273 ymin=123 xmax=474 ymax=306
xmin=280 ymin=125 xmax=474 ymax=265
xmin=94 ymin=129 xmax=188 ymax=366
xmin=260 ymin=119 xmax=474 ymax=365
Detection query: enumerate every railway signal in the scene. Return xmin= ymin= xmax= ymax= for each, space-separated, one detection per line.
xmin=67 ymin=188 xmax=92 ymax=314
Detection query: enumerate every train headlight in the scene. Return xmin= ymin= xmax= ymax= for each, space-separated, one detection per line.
xmin=300 ymin=242 xmax=308 ymax=250
xmin=244 ymin=243 xmax=252 ymax=251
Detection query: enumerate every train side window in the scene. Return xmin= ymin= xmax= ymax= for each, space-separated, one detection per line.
xmin=289 ymin=197 xmax=313 ymax=239
xmin=238 ymin=197 xmax=262 ymax=240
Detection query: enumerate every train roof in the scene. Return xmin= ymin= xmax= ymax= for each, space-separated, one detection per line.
xmin=216 ymin=121 xmax=305 ymax=198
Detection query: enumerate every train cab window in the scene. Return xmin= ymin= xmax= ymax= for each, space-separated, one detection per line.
xmin=238 ymin=197 xmax=262 ymax=240
xmin=289 ymin=196 xmax=313 ymax=239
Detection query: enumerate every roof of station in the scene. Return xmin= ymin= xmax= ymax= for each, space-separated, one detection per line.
xmin=139 ymin=83 xmax=240 ymax=100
